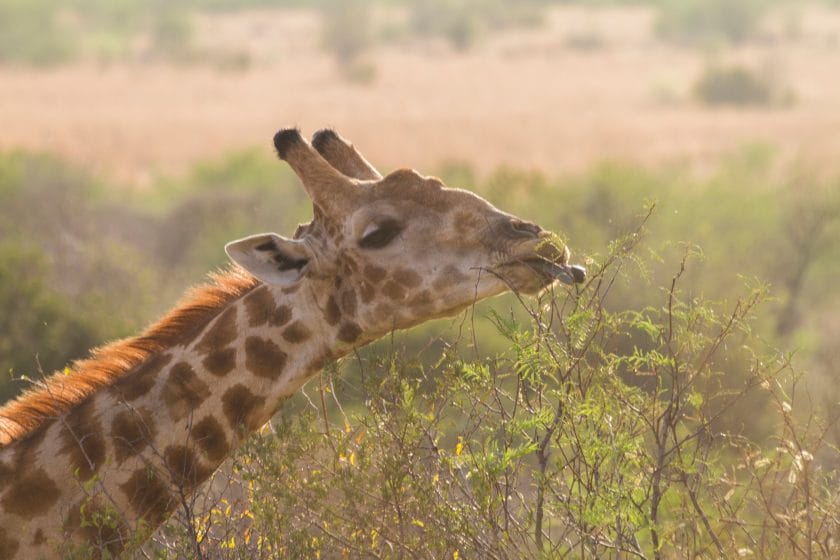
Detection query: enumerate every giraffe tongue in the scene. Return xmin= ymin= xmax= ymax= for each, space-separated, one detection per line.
xmin=526 ymin=258 xmax=586 ymax=285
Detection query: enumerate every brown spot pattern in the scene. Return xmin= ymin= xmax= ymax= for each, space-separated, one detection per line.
xmin=59 ymin=397 xmax=106 ymax=481
xmin=364 ymin=265 xmax=387 ymax=284
xmin=243 ymin=286 xmax=272 ymax=327
xmin=282 ymin=320 xmax=312 ymax=344
xmin=202 ymin=348 xmax=236 ymax=377
xmin=164 ymin=445 xmax=214 ymax=491
xmin=337 ymin=322 xmax=363 ymax=344
xmin=222 ymin=384 xmax=266 ymax=432
xmin=394 ymin=268 xmax=422 ymax=288
xmin=433 ymin=265 xmax=468 ymax=291
xmin=339 ymin=289 xmax=358 ymax=317
xmin=409 ymin=290 xmax=433 ymax=308
xmin=1 ymin=468 xmax=60 ymax=518
xmin=306 ymin=356 xmax=327 ymax=375
xmin=373 ymin=303 xmax=392 ymax=324
xmin=32 ymin=528 xmax=46 ymax=545
xmin=120 ymin=468 xmax=173 ymax=526
xmin=383 ymin=280 xmax=406 ymax=301
xmin=8 ymin=424 xmax=48 ymax=479
xmin=162 ymin=362 xmax=211 ymax=421
xmin=113 ymin=353 xmax=173 ymax=402
xmin=196 ymin=306 xmax=238 ymax=352
xmin=360 ymin=282 xmax=376 ymax=304
xmin=268 ymin=304 xmax=292 ymax=327
xmin=245 ymin=337 xmax=288 ymax=380
xmin=0 ymin=527 xmax=19 ymax=557
xmin=192 ymin=416 xmax=229 ymax=463
xmin=0 ymin=461 xmax=13 ymax=489
xmin=325 ymin=295 xmax=341 ymax=326
xmin=244 ymin=286 xmax=292 ymax=328
xmin=111 ymin=407 xmax=157 ymax=463
xmin=454 ymin=210 xmax=483 ymax=236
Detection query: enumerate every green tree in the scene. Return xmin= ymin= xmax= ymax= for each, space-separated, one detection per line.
xmin=0 ymin=241 xmax=100 ymax=402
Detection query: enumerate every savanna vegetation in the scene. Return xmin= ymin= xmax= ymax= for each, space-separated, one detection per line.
xmin=2 ymin=143 xmax=840 ymax=557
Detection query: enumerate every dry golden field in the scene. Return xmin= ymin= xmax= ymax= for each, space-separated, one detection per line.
xmin=3 ymin=5 xmax=840 ymax=183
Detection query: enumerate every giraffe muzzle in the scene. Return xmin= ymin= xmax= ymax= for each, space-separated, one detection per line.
xmin=524 ymin=257 xmax=586 ymax=285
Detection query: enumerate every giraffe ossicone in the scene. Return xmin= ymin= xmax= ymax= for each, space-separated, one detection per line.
xmin=0 ymin=127 xmax=584 ymax=558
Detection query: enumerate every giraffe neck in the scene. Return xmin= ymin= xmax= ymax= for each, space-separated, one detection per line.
xmin=0 ymin=282 xmax=342 ymax=558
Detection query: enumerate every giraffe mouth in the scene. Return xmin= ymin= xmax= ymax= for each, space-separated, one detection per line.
xmin=493 ymin=237 xmax=585 ymax=292
xmin=522 ymin=257 xmax=586 ymax=285
xmin=493 ymin=256 xmax=586 ymax=294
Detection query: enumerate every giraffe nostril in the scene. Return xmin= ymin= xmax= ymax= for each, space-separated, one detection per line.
xmin=508 ymin=219 xmax=542 ymax=238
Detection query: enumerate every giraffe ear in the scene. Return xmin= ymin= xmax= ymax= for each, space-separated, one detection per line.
xmin=225 ymin=233 xmax=311 ymax=287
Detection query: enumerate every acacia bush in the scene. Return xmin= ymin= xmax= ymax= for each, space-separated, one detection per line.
xmin=135 ymin=209 xmax=840 ymax=559
xmin=693 ymin=64 xmax=790 ymax=107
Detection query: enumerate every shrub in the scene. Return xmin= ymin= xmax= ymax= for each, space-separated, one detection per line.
xmin=693 ymin=64 xmax=782 ymax=107
xmin=655 ymin=0 xmax=773 ymax=46
xmin=563 ymin=30 xmax=606 ymax=51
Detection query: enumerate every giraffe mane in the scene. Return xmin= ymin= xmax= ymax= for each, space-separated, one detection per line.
xmin=0 ymin=266 xmax=260 ymax=447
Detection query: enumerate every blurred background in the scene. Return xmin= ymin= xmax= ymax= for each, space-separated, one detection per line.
xmin=1 ymin=0 xmax=839 ymax=433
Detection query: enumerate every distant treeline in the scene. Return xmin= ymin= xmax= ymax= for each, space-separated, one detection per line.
xmin=0 ymin=0 xmax=833 ymax=66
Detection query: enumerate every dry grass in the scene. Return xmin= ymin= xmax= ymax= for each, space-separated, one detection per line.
xmin=2 ymin=5 xmax=840 ymax=184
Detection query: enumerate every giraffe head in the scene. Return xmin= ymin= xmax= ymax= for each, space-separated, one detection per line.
xmin=225 ymin=128 xmax=585 ymax=348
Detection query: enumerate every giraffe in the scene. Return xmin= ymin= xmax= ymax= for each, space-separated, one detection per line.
xmin=0 ymin=128 xmax=585 ymax=558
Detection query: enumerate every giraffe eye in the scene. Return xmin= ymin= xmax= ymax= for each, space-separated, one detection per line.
xmin=359 ymin=219 xmax=403 ymax=249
